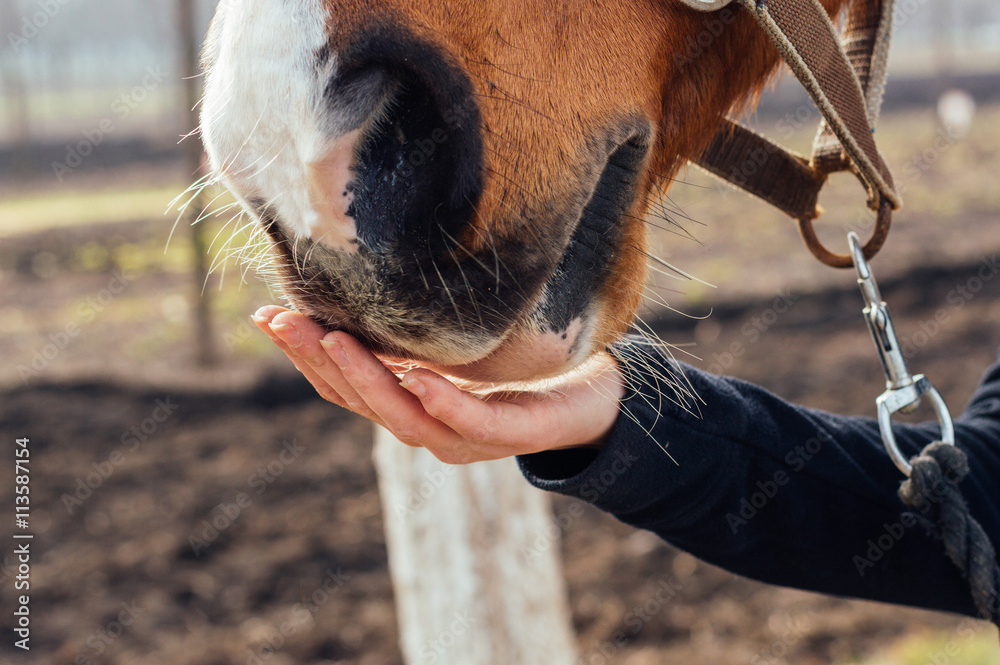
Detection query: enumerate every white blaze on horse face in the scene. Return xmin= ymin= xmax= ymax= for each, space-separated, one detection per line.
xmin=201 ymin=0 xmax=361 ymax=251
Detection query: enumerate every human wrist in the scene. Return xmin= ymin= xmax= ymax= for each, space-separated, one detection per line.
xmin=554 ymin=353 xmax=625 ymax=452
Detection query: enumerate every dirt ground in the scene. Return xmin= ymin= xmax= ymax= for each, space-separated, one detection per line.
xmin=3 ymin=224 xmax=1000 ymax=665
xmin=3 ymin=107 xmax=1000 ymax=665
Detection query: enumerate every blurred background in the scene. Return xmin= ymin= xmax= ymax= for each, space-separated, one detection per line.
xmin=2 ymin=1 xmax=1000 ymax=663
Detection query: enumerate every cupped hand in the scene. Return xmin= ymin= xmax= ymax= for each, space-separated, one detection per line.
xmin=252 ymin=306 xmax=625 ymax=464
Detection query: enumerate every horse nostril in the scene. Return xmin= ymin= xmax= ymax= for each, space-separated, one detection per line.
xmin=328 ymin=38 xmax=484 ymax=255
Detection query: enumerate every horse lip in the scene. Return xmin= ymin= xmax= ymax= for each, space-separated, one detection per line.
xmin=258 ymin=118 xmax=652 ymax=377
xmin=531 ymin=121 xmax=652 ymax=334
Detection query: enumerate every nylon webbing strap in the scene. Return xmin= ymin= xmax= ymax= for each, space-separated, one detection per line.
xmin=812 ymin=0 xmax=894 ymax=174
xmin=698 ymin=122 xmax=826 ymax=221
xmin=693 ymin=0 xmax=901 ymax=267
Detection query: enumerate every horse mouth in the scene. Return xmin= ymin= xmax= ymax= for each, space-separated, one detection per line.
xmin=200 ymin=8 xmax=653 ymax=382
xmin=258 ymin=127 xmax=651 ymax=383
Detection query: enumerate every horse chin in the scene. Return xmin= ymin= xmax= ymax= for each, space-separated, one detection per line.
xmin=413 ymin=315 xmax=597 ymax=387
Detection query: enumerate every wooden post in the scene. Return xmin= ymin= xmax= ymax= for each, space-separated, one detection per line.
xmin=176 ymin=0 xmax=216 ymax=366
xmin=1 ymin=0 xmax=32 ymax=176
xmin=373 ymin=427 xmax=579 ymax=665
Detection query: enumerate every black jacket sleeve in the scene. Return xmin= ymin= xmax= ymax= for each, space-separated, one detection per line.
xmin=517 ymin=341 xmax=1000 ymax=617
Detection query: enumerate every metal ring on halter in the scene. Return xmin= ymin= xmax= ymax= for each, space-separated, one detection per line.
xmin=798 ymin=197 xmax=893 ymax=269
xmin=676 ymin=0 xmax=733 ymax=10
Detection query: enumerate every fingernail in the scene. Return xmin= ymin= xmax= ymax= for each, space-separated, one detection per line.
xmin=251 ymin=314 xmax=269 ymax=324
xmin=400 ymin=378 xmax=427 ymax=398
xmin=269 ymin=322 xmax=302 ymax=348
xmin=321 ymin=338 xmax=349 ymax=368
xmin=253 ymin=306 xmax=276 ymax=320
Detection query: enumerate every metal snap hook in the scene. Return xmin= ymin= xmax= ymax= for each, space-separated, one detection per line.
xmin=848 ymin=232 xmax=956 ymax=476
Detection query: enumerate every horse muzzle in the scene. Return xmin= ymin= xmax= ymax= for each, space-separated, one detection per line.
xmin=201 ymin=0 xmax=651 ymax=383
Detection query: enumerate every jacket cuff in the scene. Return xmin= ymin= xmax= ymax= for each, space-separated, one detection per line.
xmin=516 ymin=340 xmax=727 ymax=515
xmin=516 ymin=396 xmax=672 ymax=510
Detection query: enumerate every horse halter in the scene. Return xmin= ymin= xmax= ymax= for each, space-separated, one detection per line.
xmin=679 ymin=0 xmax=899 ymax=268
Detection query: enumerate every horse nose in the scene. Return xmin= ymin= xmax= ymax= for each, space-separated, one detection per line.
xmin=309 ymin=31 xmax=484 ymax=254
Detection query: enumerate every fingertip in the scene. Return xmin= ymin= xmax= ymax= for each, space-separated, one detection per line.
xmin=403 ymin=367 xmax=448 ymax=384
xmin=399 ymin=377 xmax=427 ymax=398
xmin=253 ymin=305 xmax=287 ymax=321
xmin=270 ymin=310 xmax=300 ymax=328
xmin=324 ymin=330 xmax=363 ymax=352
xmin=320 ymin=335 xmax=349 ymax=369
xmin=253 ymin=316 xmax=282 ymax=344
xmin=321 ymin=330 xmax=346 ymax=346
xmin=400 ymin=369 xmax=460 ymax=407
xmin=323 ymin=332 xmax=381 ymax=369
xmin=268 ymin=321 xmax=302 ymax=348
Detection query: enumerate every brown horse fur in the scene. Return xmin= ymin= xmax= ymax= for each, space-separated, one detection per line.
xmin=201 ymin=0 xmax=849 ymax=384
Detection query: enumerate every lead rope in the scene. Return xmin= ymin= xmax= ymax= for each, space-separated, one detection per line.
xmin=679 ymin=0 xmax=1000 ymax=629
xmin=848 ymin=232 xmax=1000 ymax=628
xmin=898 ymin=444 xmax=1000 ymax=626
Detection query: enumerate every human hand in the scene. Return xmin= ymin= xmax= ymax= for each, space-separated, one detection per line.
xmin=252 ymin=306 xmax=625 ymax=464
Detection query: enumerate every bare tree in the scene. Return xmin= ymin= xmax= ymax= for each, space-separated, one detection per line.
xmin=1 ymin=0 xmax=32 ymax=175
xmin=176 ymin=0 xmax=215 ymax=366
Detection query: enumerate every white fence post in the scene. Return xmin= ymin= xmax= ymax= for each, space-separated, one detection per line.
xmin=373 ymin=426 xmax=579 ymax=665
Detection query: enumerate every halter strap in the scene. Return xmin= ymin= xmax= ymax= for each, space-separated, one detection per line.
xmin=688 ymin=0 xmax=900 ymax=268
